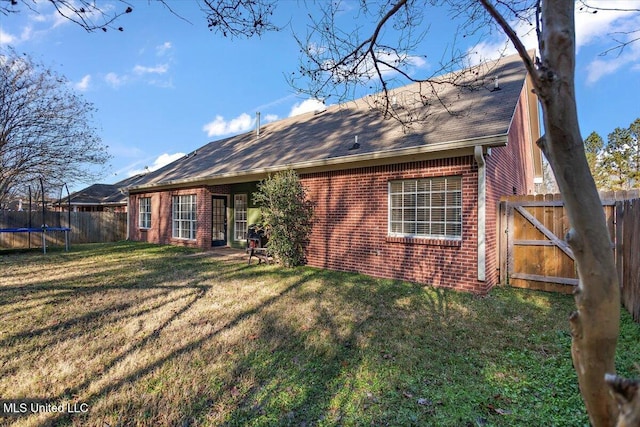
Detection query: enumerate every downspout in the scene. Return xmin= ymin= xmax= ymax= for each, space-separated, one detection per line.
xmin=120 ymin=188 xmax=130 ymax=240
xmin=474 ymin=145 xmax=486 ymax=282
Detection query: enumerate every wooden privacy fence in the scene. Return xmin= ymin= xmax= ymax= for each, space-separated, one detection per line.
xmin=499 ymin=191 xmax=640 ymax=322
xmin=0 ymin=211 xmax=127 ymax=249
xmin=617 ymin=198 xmax=640 ymax=322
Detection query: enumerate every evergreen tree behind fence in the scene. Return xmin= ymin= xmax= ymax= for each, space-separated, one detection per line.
xmin=0 ymin=211 xmax=127 ymax=248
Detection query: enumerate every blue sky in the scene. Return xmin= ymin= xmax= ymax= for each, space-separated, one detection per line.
xmin=1 ymin=1 xmax=639 ymax=191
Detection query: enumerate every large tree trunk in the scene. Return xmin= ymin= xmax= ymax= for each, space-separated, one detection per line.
xmin=533 ymin=1 xmax=620 ymax=425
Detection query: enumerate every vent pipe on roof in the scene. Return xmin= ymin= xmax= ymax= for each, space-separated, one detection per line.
xmin=349 ymin=135 xmax=360 ymax=150
xmin=256 ymin=112 xmax=261 ymax=138
xmin=492 ymin=76 xmax=501 ymax=91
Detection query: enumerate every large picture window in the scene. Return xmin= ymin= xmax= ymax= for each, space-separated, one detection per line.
xmin=139 ymin=197 xmax=151 ymax=229
xmin=234 ymin=194 xmax=248 ymax=241
xmin=172 ymin=195 xmax=196 ymax=240
xmin=389 ymin=176 xmax=462 ymax=239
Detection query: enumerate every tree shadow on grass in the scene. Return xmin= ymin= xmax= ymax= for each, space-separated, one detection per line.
xmin=43 ymin=267 xmax=319 ymax=426
xmin=185 ymin=270 xmax=488 ymax=426
xmin=0 ymin=244 xmax=584 ymax=426
xmin=207 ymin=269 xmax=581 ymax=426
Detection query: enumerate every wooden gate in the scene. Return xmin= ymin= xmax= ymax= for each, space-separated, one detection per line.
xmin=499 ymin=194 xmax=616 ymax=294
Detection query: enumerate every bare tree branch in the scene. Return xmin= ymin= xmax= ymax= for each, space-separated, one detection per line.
xmin=599 ymin=32 xmax=640 ymax=57
xmin=478 ymin=0 xmax=537 ymax=81
xmin=577 ymin=0 xmax=640 ymax=13
xmin=200 ymin=0 xmax=279 ymax=38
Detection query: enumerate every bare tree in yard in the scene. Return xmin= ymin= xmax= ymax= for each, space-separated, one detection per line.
xmin=6 ymin=0 xmax=638 ymax=424
xmin=0 ymin=48 xmax=109 ymax=208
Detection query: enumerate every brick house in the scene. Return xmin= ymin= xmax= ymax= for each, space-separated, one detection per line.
xmin=124 ymin=52 xmax=542 ymax=293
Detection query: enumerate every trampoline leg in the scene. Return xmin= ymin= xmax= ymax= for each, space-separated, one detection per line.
xmin=42 ymin=231 xmax=46 ymax=254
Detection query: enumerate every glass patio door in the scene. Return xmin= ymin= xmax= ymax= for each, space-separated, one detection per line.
xmin=211 ymin=196 xmax=227 ymax=246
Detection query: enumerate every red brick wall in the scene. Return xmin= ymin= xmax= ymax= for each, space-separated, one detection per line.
xmin=129 ymin=185 xmax=230 ymax=250
xmin=300 ymin=157 xmax=489 ymax=293
xmin=484 ymin=84 xmax=538 ymax=285
xmin=299 ymin=86 xmax=537 ymax=293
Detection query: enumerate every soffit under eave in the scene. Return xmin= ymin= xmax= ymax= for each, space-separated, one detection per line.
xmin=504 ymin=75 xmax=543 ymax=181
xmin=526 ymin=76 xmax=544 ymax=180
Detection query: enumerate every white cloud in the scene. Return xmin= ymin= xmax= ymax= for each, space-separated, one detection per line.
xmin=74 ymin=74 xmax=91 ymax=91
xmin=575 ymin=1 xmax=640 ymax=49
xmin=133 ymin=64 xmax=169 ymax=75
xmin=20 ymin=26 xmax=33 ymax=42
xmin=31 ymin=14 xmax=47 ymax=23
xmin=464 ymin=1 xmax=640 ymax=84
xmin=586 ymin=41 xmax=640 ymax=84
xmin=104 ymin=64 xmax=172 ymax=89
xmin=0 ymin=29 xmax=16 ymax=45
xmin=466 ymin=16 xmax=537 ymax=65
xmin=149 ymin=152 xmax=185 ymax=170
xmin=105 ymin=72 xmax=124 ymax=88
xmin=203 ymin=113 xmax=254 ymax=137
xmin=0 ymin=25 xmax=34 ymax=45
xmin=127 ymin=152 xmax=185 ymax=177
xmin=263 ymin=114 xmax=279 ymax=123
xmin=202 ymin=111 xmax=278 ymax=137
xmin=377 ymin=51 xmax=429 ymax=77
xmin=156 ymin=41 xmax=172 ymax=56
xmin=577 ymin=1 xmax=640 ymax=84
xmin=289 ymin=99 xmax=326 ymax=117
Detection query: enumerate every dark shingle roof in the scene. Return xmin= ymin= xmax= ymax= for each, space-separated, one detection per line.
xmin=131 ymin=52 xmax=531 ymax=191
xmin=61 ymin=174 xmax=149 ymax=206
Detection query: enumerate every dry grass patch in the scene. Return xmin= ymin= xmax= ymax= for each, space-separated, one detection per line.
xmin=0 ymin=242 xmax=638 ymax=426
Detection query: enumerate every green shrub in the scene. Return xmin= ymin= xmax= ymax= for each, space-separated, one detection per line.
xmin=253 ymin=170 xmax=313 ymax=267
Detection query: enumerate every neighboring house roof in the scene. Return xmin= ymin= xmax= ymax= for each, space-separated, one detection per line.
xmin=129 ymin=52 xmax=537 ymax=192
xmin=58 ymin=174 xmax=149 ymax=207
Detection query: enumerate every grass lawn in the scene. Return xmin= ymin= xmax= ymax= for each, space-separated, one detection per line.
xmin=1 ymin=242 xmax=638 ymax=427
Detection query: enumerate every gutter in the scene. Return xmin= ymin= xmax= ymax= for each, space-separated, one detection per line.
xmin=474 ymin=145 xmax=486 ymax=282
xmin=128 ymin=133 xmax=508 ymax=193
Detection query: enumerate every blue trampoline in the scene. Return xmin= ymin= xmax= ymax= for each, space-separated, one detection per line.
xmin=0 ymin=179 xmax=72 ymax=254
xmin=0 ymin=227 xmax=71 ymax=253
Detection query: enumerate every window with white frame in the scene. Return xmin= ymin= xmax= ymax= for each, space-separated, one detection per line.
xmin=139 ymin=197 xmax=151 ymax=229
xmin=172 ymin=195 xmax=196 ymax=240
xmin=389 ymin=176 xmax=462 ymax=239
xmin=234 ymin=194 xmax=248 ymax=241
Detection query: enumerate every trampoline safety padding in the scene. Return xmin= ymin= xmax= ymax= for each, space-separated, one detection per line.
xmin=0 ymin=227 xmax=71 ymax=254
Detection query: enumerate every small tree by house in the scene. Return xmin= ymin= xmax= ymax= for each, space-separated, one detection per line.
xmin=253 ymin=170 xmax=313 ymax=267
